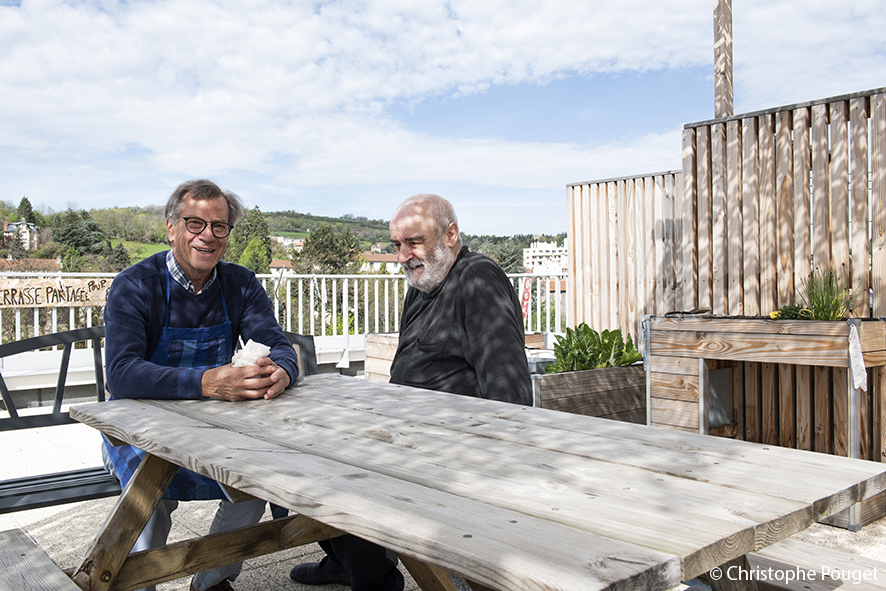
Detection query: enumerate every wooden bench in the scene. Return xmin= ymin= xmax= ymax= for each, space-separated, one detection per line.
xmin=747 ymin=537 xmax=886 ymax=591
xmin=0 ymin=528 xmax=81 ymax=591
xmin=0 ymin=327 xmax=121 ymax=514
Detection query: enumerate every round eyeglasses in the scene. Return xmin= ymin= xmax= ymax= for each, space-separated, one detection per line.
xmin=180 ymin=216 xmax=234 ymax=238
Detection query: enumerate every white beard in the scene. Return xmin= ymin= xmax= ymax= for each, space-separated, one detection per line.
xmin=404 ymin=241 xmax=453 ymax=293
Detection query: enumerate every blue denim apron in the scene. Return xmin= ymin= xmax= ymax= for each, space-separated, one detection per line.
xmin=103 ymin=270 xmax=233 ymax=500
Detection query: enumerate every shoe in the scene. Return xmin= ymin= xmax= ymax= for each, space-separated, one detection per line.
xmin=289 ymin=556 xmax=351 ymax=586
xmin=190 ymin=579 xmax=235 ymax=591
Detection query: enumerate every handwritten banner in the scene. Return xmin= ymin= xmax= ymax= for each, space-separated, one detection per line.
xmin=0 ymin=278 xmax=113 ymax=308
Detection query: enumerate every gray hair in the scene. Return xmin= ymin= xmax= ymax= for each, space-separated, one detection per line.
xmin=407 ymin=193 xmax=458 ymax=239
xmin=165 ymin=179 xmax=245 ymax=227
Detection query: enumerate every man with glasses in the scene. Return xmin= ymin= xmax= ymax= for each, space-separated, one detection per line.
xmin=101 ymin=179 xmax=299 ymax=591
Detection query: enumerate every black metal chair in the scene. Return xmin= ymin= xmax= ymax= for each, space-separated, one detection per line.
xmin=283 ymin=331 xmax=319 ymax=377
xmin=0 ymin=326 xmax=121 ymax=513
xmin=0 ymin=326 xmax=106 ymax=431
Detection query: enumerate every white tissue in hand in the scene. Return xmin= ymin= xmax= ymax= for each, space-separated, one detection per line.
xmin=232 ymin=339 xmax=271 ymax=367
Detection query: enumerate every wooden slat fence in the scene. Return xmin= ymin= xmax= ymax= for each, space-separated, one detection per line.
xmin=568 ymin=86 xmax=886 ymax=464
xmin=566 ymin=172 xmax=682 ymax=346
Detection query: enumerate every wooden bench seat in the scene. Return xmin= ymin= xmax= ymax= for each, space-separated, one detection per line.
xmin=748 ymin=537 xmax=886 ymax=590
xmin=0 ymin=528 xmax=80 ymax=591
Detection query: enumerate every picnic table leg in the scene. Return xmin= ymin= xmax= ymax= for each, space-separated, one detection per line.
xmin=111 ymin=514 xmax=344 ymax=591
xmin=399 ymin=555 xmax=497 ymax=591
xmin=72 ymin=452 xmax=179 ymax=591
xmin=705 ymin=555 xmax=758 ymax=591
xmin=399 ymin=555 xmax=465 ymax=591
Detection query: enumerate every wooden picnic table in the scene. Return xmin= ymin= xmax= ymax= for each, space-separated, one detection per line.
xmin=67 ymin=373 xmax=886 ymax=591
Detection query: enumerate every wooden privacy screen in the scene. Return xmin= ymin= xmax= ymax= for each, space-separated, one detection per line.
xmin=566 ymin=171 xmax=683 ymax=346
xmin=683 ymin=89 xmax=886 ymax=318
xmin=568 ymin=87 xmax=886 ymax=464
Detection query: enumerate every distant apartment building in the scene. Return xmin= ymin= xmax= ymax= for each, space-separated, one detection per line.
xmin=360 ymin=253 xmax=401 ymax=275
xmin=4 ymin=219 xmax=38 ymax=251
xmin=273 ymin=235 xmax=305 ymax=252
xmin=523 ymin=239 xmax=568 ymax=274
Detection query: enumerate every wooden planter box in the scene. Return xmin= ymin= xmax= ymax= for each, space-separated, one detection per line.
xmin=648 ymin=316 xmax=886 ymax=368
xmin=647 ymin=315 xmax=886 ymax=529
xmin=532 ymin=365 xmax=646 ymax=424
xmin=365 ymin=333 xmax=399 ymax=382
xmin=647 ymin=316 xmax=886 ymax=437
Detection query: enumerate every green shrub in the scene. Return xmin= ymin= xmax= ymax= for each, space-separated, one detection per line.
xmin=545 ymin=324 xmax=642 ymax=374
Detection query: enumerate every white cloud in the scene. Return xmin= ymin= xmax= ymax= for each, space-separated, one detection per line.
xmin=0 ymin=0 xmax=884 ymax=233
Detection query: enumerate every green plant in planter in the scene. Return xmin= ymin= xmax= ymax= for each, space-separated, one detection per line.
xmin=545 ymin=323 xmax=642 ymax=374
xmin=771 ymin=269 xmax=853 ymax=320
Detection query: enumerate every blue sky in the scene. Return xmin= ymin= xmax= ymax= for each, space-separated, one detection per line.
xmin=1 ymin=1 xmax=885 ymax=235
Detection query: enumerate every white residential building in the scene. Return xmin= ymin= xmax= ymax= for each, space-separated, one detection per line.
xmin=523 ymin=239 xmax=568 ymax=274
xmin=4 ymin=219 xmax=38 ymax=251
xmin=360 ymin=253 xmax=401 ymax=275
xmin=273 ymin=236 xmax=305 ymax=252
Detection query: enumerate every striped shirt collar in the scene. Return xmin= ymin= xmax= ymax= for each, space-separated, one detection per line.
xmin=166 ymin=250 xmax=217 ymax=295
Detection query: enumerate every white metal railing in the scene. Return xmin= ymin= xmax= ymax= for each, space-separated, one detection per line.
xmin=0 ymin=271 xmax=569 ymax=344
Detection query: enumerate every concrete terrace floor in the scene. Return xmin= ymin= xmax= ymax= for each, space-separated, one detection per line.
xmin=4 ymin=416 xmax=886 ymax=591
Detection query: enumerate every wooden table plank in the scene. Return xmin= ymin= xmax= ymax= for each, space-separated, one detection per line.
xmin=70 ymin=374 xmax=886 ymax=589
xmin=150 ymin=386 xmax=814 ymax=579
xmin=70 ymin=398 xmax=681 ymax=591
xmin=290 ymin=376 xmax=886 ymax=509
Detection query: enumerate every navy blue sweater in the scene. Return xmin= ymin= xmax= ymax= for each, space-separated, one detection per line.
xmin=104 ymin=251 xmax=298 ymax=399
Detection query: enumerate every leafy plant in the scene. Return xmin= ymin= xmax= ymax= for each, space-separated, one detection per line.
xmin=771 ymin=269 xmax=853 ymax=320
xmin=545 ymin=324 xmax=642 ymax=374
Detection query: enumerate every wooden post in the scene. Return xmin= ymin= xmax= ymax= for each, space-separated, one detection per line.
xmin=714 ymin=0 xmax=734 ymax=118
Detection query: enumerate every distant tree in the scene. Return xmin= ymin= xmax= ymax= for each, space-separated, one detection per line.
xmin=227 ymin=206 xmax=271 ymax=265
xmin=8 ymin=234 xmax=27 ymax=260
xmin=489 ymin=241 xmax=526 ymax=273
xmin=0 ymin=200 xmax=16 ymax=222
xmin=102 ymin=242 xmax=132 ymax=272
xmin=16 ymin=197 xmax=38 ymax=225
xmin=294 ymin=223 xmax=359 ymax=273
xmin=61 ymin=246 xmax=84 ymax=272
xmin=33 ymin=240 xmax=67 ymax=260
xmin=238 ymin=238 xmax=271 ymax=274
xmin=52 ymin=209 xmax=107 ymax=255
xmin=471 ymin=238 xmax=525 ymax=273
